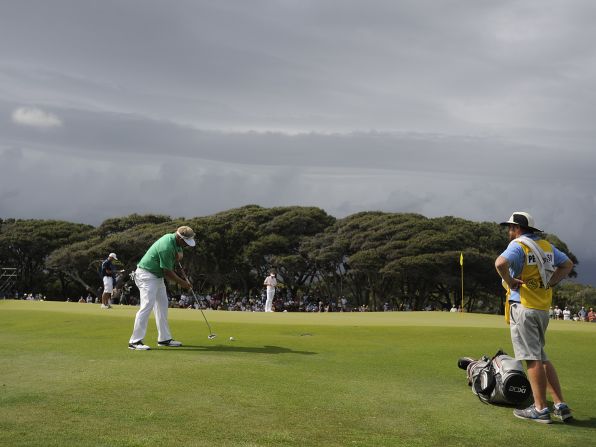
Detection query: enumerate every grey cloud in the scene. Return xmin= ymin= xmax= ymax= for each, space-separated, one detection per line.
xmin=2 ymin=100 xmax=595 ymax=184
xmin=1 ymin=1 xmax=596 ymax=285
xmin=2 ymin=1 xmax=595 ymax=133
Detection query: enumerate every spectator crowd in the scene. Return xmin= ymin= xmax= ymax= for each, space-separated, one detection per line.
xmin=549 ymin=305 xmax=596 ymax=322
xmin=4 ymin=288 xmax=596 ymax=319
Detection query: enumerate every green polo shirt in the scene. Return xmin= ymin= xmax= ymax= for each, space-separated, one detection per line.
xmin=137 ymin=233 xmax=182 ymax=278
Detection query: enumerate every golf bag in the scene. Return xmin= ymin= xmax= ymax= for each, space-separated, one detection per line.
xmin=459 ymin=350 xmax=531 ymax=406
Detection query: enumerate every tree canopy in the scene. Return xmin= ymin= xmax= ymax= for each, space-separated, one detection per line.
xmin=0 ymin=207 xmax=586 ymax=313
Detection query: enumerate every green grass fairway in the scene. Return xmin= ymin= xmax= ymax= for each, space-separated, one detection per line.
xmin=1 ymin=301 xmax=595 ymax=447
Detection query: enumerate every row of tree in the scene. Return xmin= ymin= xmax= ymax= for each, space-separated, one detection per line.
xmin=1 ymin=206 xmax=591 ymax=313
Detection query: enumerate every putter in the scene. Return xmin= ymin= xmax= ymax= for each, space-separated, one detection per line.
xmin=178 ymin=262 xmax=217 ymax=340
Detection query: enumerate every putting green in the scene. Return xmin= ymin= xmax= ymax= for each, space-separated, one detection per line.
xmin=1 ymin=300 xmax=595 ymax=447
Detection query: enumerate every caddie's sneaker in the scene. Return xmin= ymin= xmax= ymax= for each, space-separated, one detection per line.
xmin=553 ymin=403 xmax=573 ymax=423
xmin=100 ymin=304 xmax=110 ymax=309
xmin=157 ymin=339 xmax=182 ymax=347
xmin=128 ymin=340 xmax=150 ymax=350
xmin=513 ymin=405 xmax=552 ymax=424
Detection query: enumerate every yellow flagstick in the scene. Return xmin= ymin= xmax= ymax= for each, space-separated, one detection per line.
xmin=460 ymin=252 xmax=464 ymax=312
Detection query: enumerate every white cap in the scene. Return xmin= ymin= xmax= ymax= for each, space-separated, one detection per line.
xmin=109 ymin=253 xmax=118 ymax=260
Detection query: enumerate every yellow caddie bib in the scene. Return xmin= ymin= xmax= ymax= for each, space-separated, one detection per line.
xmin=517 ymin=239 xmax=553 ymax=311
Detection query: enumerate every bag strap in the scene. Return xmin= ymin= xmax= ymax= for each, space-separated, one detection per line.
xmin=514 ymin=236 xmax=555 ymax=288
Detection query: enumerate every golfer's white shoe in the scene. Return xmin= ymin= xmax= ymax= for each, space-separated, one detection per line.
xmin=128 ymin=340 xmax=150 ymax=350
xmin=157 ymin=339 xmax=182 ymax=347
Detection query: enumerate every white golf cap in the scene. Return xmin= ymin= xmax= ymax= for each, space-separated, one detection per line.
xmin=499 ymin=211 xmax=542 ymax=232
xmin=176 ymin=226 xmax=196 ymax=247
xmin=109 ymin=253 xmax=118 ymax=260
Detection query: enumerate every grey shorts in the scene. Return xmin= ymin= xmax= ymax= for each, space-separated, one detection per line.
xmin=509 ymin=303 xmax=549 ymax=362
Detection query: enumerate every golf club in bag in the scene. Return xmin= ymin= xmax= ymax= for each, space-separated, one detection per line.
xmin=178 ymin=262 xmax=216 ymax=340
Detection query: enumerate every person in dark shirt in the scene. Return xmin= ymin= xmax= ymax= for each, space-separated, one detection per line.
xmin=100 ymin=253 xmax=118 ymax=309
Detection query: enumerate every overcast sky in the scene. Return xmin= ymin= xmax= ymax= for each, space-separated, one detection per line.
xmin=1 ymin=1 xmax=595 ymax=284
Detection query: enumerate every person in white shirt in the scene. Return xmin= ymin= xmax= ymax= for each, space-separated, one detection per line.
xmin=562 ymin=307 xmax=571 ymax=320
xmin=263 ymin=272 xmax=277 ymax=312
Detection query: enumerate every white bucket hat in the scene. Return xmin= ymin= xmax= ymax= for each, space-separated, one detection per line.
xmin=176 ymin=226 xmax=196 ymax=247
xmin=500 ymin=211 xmax=543 ymax=232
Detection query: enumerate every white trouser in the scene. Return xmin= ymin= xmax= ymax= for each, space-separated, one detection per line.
xmin=129 ymin=268 xmax=173 ymax=343
xmin=265 ymin=287 xmax=275 ymax=312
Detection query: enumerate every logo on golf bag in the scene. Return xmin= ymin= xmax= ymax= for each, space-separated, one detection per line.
xmin=508 ymin=385 xmax=527 ymax=394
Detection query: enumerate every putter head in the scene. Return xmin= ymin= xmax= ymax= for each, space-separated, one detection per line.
xmin=208 ymin=334 xmax=217 ymax=340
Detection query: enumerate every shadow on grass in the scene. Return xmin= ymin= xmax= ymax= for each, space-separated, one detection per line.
xmin=564 ymin=418 xmax=596 ymax=428
xmin=159 ymin=345 xmax=317 ymax=355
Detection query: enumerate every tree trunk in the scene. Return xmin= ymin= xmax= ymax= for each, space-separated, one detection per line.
xmin=62 ymin=270 xmax=97 ymax=296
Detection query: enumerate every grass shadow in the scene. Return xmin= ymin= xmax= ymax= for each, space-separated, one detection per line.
xmin=563 ymin=417 xmax=596 ymax=428
xmin=160 ymin=344 xmax=317 ymax=355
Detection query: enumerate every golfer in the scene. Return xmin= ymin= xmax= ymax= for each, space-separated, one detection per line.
xmin=495 ymin=212 xmax=573 ymax=423
xmin=128 ymin=226 xmax=195 ymax=350
xmin=100 ymin=253 xmax=118 ymax=309
xmin=263 ymin=271 xmax=277 ymax=312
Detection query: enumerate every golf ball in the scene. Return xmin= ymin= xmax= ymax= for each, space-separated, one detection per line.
xmin=229 ymin=336 xmax=235 ymax=341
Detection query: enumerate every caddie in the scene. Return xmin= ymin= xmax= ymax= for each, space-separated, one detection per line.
xmin=495 ymin=211 xmax=574 ymax=423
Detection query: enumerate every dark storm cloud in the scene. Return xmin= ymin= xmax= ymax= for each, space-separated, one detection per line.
xmin=2 ymin=98 xmax=595 ymax=181
xmin=3 ymin=1 xmax=594 ymax=132
xmin=1 ymin=1 xmax=596 ymax=283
